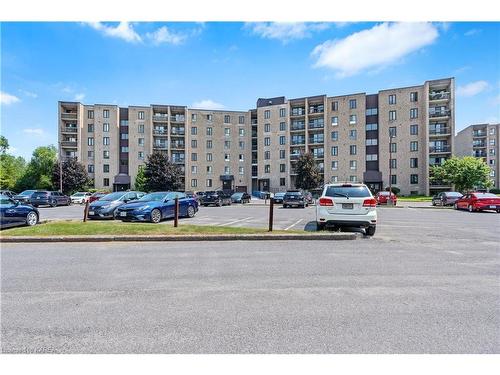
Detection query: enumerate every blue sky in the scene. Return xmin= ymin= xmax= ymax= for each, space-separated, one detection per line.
xmin=1 ymin=21 xmax=499 ymax=160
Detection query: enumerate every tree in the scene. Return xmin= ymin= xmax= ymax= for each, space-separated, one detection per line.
xmin=15 ymin=145 xmax=57 ymax=191
xmin=52 ymin=158 xmax=91 ymax=195
xmin=294 ymin=152 xmax=322 ymax=191
xmin=430 ymin=156 xmax=493 ymax=193
xmin=0 ymin=136 xmax=27 ymax=190
xmin=134 ymin=165 xmax=147 ymax=192
xmin=0 ymin=135 xmax=9 ymax=154
xmin=143 ymin=152 xmax=182 ymax=192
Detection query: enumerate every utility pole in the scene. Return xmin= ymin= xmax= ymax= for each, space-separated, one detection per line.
xmin=59 ymin=141 xmax=63 ymax=193
xmin=388 ymin=133 xmax=394 ymax=205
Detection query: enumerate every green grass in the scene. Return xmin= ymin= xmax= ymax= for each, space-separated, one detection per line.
xmin=397 ymin=195 xmax=433 ymax=202
xmin=1 ymin=220 xmax=300 ymax=237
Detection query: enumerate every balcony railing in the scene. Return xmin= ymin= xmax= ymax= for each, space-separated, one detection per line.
xmin=62 ymin=127 xmax=78 ymax=133
xmin=171 ymin=142 xmax=185 ymax=149
xmin=429 ymin=109 xmax=451 ymax=118
xmin=473 ymin=142 xmax=486 ymax=148
xmin=308 ymin=121 xmax=324 ymax=129
xmin=170 ymin=115 xmax=185 ymax=122
xmin=429 ymin=145 xmax=451 ymax=153
xmin=153 ymin=129 xmax=168 ymax=135
xmin=290 ymin=124 xmax=305 ymax=131
xmin=473 ymin=131 xmax=487 ymax=137
xmin=61 ymin=113 xmax=77 ymax=119
xmin=172 ymin=157 xmax=185 ymax=164
xmin=171 ymin=129 xmax=185 ymax=136
xmin=312 ymin=153 xmax=325 ymax=159
xmin=251 ymin=120 xmax=258 ymax=125
xmin=153 ymin=143 xmax=168 ymax=149
xmin=61 ymin=141 xmax=78 ymax=147
xmin=291 ymin=140 xmax=305 ymax=145
xmin=290 ymin=154 xmax=301 ymax=160
xmin=308 ymin=138 xmax=324 ymax=144
xmin=308 ymin=106 xmax=324 ymax=114
xmin=473 ymin=152 xmax=487 ymax=157
xmin=429 ymin=92 xmax=450 ymax=100
xmin=291 ymin=108 xmax=306 ymax=116
xmin=429 ymin=128 xmax=450 ymax=135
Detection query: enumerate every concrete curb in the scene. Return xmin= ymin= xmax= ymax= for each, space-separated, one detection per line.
xmin=0 ymin=233 xmax=356 ymax=243
xmin=407 ymin=205 xmax=453 ymax=210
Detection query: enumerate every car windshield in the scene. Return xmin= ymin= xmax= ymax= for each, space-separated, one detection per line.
xmin=73 ymin=193 xmax=85 ymax=196
xmin=474 ymin=193 xmax=498 ymax=198
xmin=232 ymin=193 xmax=243 ymax=197
xmin=138 ymin=192 xmax=168 ymax=202
xmin=446 ymin=192 xmax=462 ymax=197
xmin=19 ymin=190 xmax=35 ymax=196
xmin=325 ymin=186 xmax=371 ymax=198
xmin=32 ymin=191 xmax=49 ymax=197
xmin=286 ymin=192 xmax=301 ymax=196
xmin=275 ymin=192 xmax=285 ymax=196
xmin=100 ymin=192 xmax=125 ymax=201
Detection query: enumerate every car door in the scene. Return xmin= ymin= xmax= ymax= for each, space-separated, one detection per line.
xmin=1 ymin=198 xmax=23 ymax=225
xmin=459 ymin=194 xmax=469 ymax=209
xmin=162 ymin=193 xmax=177 ymax=218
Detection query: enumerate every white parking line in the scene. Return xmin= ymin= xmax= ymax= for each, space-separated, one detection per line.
xmin=284 ymin=219 xmax=303 ymax=231
xmin=217 ymin=217 xmax=253 ymax=226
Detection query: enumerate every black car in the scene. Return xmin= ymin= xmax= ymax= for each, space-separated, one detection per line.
xmin=202 ymin=191 xmax=232 ymax=207
xmin=88 ymin=191 xmax=145 ymax=219
xmin=273 ymin=192 xmax=286 ymax=203
xmin=13 ymin=189 xmax=37 ymax=203
xmin=0 ymin=194 xmax=39 ymax=229
xmin=231 ymin=192 xmax=251 ymax=204
xmin=30 ymin=191 xmax=71 ymax=207
xmin=283 ymin=191 xmax=308 ymax=208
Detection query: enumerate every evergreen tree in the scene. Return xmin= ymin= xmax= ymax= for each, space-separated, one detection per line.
xmin=294 ymin=152 xmax=322 ymax=191
xmin=143 ymin=152 xmax=183 ymax=192
xmin=52 ymin=158 xmax=91 ymax=194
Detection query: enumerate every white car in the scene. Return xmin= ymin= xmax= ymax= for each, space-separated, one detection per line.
xmin=70 ymin=192 xmax=91 ymax=204
xmin=316 ymin=183 xmax=377 ymax=236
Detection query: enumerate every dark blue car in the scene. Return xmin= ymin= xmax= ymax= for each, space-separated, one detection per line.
xmin=0 ymin=194 xmax=39 ymax=229
xmin=115 ymin=191 xmax=198 ymax=223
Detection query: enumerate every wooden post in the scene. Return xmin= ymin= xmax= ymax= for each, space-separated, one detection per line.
xmin=268 ymin=197 xmax=274 ymax=232
xmin=174 ymin=196 xmax=179 ymax=228
xmin=83 ymin=200 xmax=89 ymax=222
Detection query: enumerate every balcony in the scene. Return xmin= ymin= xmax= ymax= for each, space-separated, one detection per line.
xmin=153 ymin=129 xmax=168 ymax=135
xmin=308 ymin=120 xmax=324 ymax=129
xmin=171 ymin=128 xmax=185 ymax=136
xmin=429 ymin=91 xmax=450 ymax=101
xmin=61 ymin=126 xmax=78 ymax=133
xmin=291 ymin=108 xmax=306 ymax=117
xmin=61 ymin=112 xmax=77 ymax=120
xmin=291 ymin=140 xmax=305 ymax=146
xmin=153 ymin=143 xmax=168 ymax=150
xmin=171 ymin=142 xmax=185 ymax=149
xmin=429 ymin=145 xmax=451 ymax=154
xmin=308 ymin=138 xmax=324 ymax=145
xmin=473 ymin=130 xmax=487 ymax=137
xmin=429 ymin=109 xmax=451 ymax=118
xmin=308 ymin=105 xmax=324 ymax=115
xmin=473 ymin=151 xmax=487 ymax=157
xmin=290 ymin=154 xmax=301 ymax=160
xmin=171 ymin=155 xmax=185 ymax=164
xmin=429 ymin=128 xmax=451 ymax=136
xmin=251 ymin=119 xmax=258 ymax=125
xmin=170 ymin=115 xmax=185 ymax=123
xmin=291 ymin=122 xmax=305 ymax=131
xmin=153 ymin=114 xmax=169 ymax=122
xmin=473 ymin=142 xmax=486 ymax=148
xmin=61 ymin=141 xmax=78 ymax=147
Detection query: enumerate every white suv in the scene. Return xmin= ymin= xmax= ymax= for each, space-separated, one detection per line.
xmin=316 ymin=183 xmax=377 ymax=236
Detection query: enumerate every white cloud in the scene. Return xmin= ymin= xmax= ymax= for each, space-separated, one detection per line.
xmin=146 ymin=26 xmax=186 ymax=45
xmin=87 ymin=22 xmax=142 ymax=43
xmin=0 ymin=91 xmax=21 ymax=105
xmin=19 ymin=89 xmax=38 ymax=98
xmin=73 ymin=93 xmax=85 ymax=101
xmin=311 ymin=22 xmax=439 ymax=78
xmin=457 ymin=81 xmax=490 ymax=97
xmin=245 ymin=22 xmax=330 ymax=43
xmin=191 ymin=99 xmax=226 ymax=110
xmin=464 ymin=29 xmax=481 ymax=37
xmin=23 ymin=128 xmax=45 ymax=136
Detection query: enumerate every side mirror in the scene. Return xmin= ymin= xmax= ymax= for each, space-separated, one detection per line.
xmin=123 ymin=199 xmax=129 ymax=203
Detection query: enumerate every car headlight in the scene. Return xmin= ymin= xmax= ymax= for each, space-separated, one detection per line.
xmin=138 ymin=205 xmax=150 ymax=211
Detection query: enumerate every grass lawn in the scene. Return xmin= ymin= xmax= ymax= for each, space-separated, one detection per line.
xmin=398 ymin=196 xmax=433 ymax=202
xmin=1 ymin=220 xmax=300 ymax=237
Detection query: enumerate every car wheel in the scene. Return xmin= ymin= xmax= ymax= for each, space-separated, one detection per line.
xmin=496 ymin=209 xmax=500 ymax=213
xmin=217 ymin=199 xmax=222 ymax=207
xmin=186 ymin=205 xmax=196 ymax=218
xmin=365 ymin=225 xmax=376 ymax=236
xmin=50 ymin=200 xmax=57 ymax=208
xmin=432 ymin=201 xmax=436 ymax=206
xmin=150 ymin=208 xmax=162 ymax=223
xmin=317 ymin=222 xmax=325 ymax=231
xmin=468 ymin=204 xmax=474 ymax=213
xmin=26 ymin=211 xmax=38 ymax=226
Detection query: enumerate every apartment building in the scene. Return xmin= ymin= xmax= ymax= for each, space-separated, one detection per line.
xmin=58 ymin=77 xmax=454 ymax=195
xmin=455 ymin=123 xmax=499 ymax=188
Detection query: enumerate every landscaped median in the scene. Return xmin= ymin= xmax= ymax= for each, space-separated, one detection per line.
xmin=0 ymin=220 xmax=356 ymax=242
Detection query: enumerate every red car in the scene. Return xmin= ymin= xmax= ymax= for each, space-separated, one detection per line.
xmin=88 ymin=192 xmax=109 ymax=203
xmin=375 ymin=191 xmax=398 ymax=205
xmin=454 ymin=192 xmax=500 ymax=213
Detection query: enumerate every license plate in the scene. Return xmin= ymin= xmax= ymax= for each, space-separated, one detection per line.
xmin=120 ymin=212 xmax=127 ymax=217
xmin=89 ymin=211 xmax=94 ymax=215
xmin=342 ymin=203 xmax=354 ymax=209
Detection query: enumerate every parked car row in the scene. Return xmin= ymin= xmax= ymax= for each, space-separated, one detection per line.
xmin=454 ymin=192 xmax=500 ymax=213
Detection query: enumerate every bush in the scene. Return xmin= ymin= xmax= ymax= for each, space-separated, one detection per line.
xmin=489 ymin=188 xmax=500 ymax=194
xmin=385 ymin=186 xmax=400 ymax=195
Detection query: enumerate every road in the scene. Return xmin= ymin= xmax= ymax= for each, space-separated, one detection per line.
xmin=2 ymin=208 xmax=499 ymax=353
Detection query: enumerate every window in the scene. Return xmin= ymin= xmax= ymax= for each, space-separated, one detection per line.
xmin=138 ymin=124 xmax=144 ymax=133
xmin=264 ymin=151 xmax=270 ymax=160
xmin=87 ymin=164 xmax=94 ymax=173
xmin=389 ymin=127 xmax=397 ymax=137
xmin=191 ymin=153 xmax=197 ymax=162
xmin=331 ymin=146 xmax=338 ymax=156
xmin=332 ymin=101 xmax=338 ymax=111
xmin=410 ymin=92 xmax=418 ymax=102
xmin=264 ymin=110 xmax=270 ymax=119
xmin=206 ymin=140 xmax=212 ymax=149
xmin=191 ymin=179 xmax=198 ymax=188
xmin=390 ymin=175 xmax=397 ymax=184
xmin=191 ymin=139 xmax=197 ymax=148
xmin=103 ymin=150 xmax=110 ymax=159
xmin=278 ymin=163 xmax=286 ymax=173
xmin=280 ymin=178 xmax=286 ymax=186
xmin=264 ymin=123 xmax=271 ymax=132
xmin=88 ymin=124 xmax=94 ymax=132
xmin=206 ymin=127 xmax=213 ymax=136
xmin=349 ymin=130 xmax=357 ymax=140
xmin=366 ymin=123 xmax=378 ymax=131
xmin=191 ymin=113 xmax=197 ymax=121
xmin=88 ymin=150 xmax=94 ymax=158
xmin=191 ymin=127 xmax=198 ymax=135
xmin=390 ymin=159 xmax=397 ymax=169
xmin=489 ymin=139 xmax=496 ymax=146
xmin=389 ymin=110 xmax=397 ymax=121
xmin=410 ymin=158 xmax=418 ymax=168
xmin=279 ymin=108 xmax=286 ymax=117
xmin=366 ymin=108 xmax=378 ymax=116
xmin=264 ymin=165 xmax=271 ymax=173
xmin=103 ymin=178 xmax=109 ymax=187
xmin=239 ymin=141 xmax=245 ymax=149
xmin=349 ymin=99 xmax=357 ymax=109
xmin=489 ymin=159 xmax=495 ymax=165
xmin=102 ymin=123 xmax=109 ymax=132
xmin=389 ymin=94 xmax=396 ymax=105
xmin=138 ymin=111 xmax=144 ymax=120
xmin=206 ymin=153 xmax=212 ymax=162
xmin=239 ymin=166 xmax=244 ymax=175
xmin=410 ymin=174 xmax=419 ymax=184
xmin=490 ymin=127 xmax=496 ymax=135
xmin=349 ymin=115 xmax=357 ymax=124
xmin=331 ymin=116 xmax=338 ymax=126
xmin=279 ymin=149 xmax=286 ymax=159
xmin=224 ymin=128 xmax=231 ymax=137
xmin=138 ymin=138 xmax=144 ymax=146
xmin=103 ymin=164 xmax=110 ymax=173
xmin=224 ymin=115 xmax=231 ymax=123
xmin=279 ymin=122 xmax=286 ymax=131
xmin=206 ymin=166 xmax=213 ymax=173
xmin=349 ymin=145 xmax=357 ymax=155
xmin=224 ymin=140 xmax=231 ymax=149
xmin=121 ymin=147 xmax=129 ymax=152
xmin=120 ymin=120 xmax=128 ymax=126
xmin=331 ymin=176 xmax=338 ymax=182
xmin=88 ymin=137 xmax=94 ymax=146
xmin=350 ymin=160 xmax=357 ymax=170
xmin=103 ymin=110 xmax=109 ymax=118
xmin=206 ymin=179 xmax=212 ymax=187
xmin=239 ymin=154 xmax=244 ymax=162
xmin=279 ymin=136 xmax=286 ymax=145
xmin=365 ymin=139 xmax=378 ymax=146
xmin=350 ymin=176 xmax=357 ymax=182
xmin=366 ymin=154 xmax=378 ymax=161
xmin=490 ymin=149 xmax=496 ymax=155
xmin=390 ymin=142 xmax=397 ymax=153
xmin=264 ymin=137 xmax=271 ymax=146
xmin=138 ymin=151 xmax=144 ymax=160
xmin=331 ymin=161 xmax=338 ymax=170
xmin=121 ymin=133 xmax=128 ymax=140
xmin=238 ymin=128 xmax=245 ymax=137
xmin=224 ymin=154 xmax=230 ymax=161
xmin=410 ymin=124 xmax=418 ymax=135
xmin=410 ymin=141 xmax=418 ymax=152
xmin=331 ymin=131 xmax=338 ymax=141
xmin=224 ymin=166 xmax=230 ymax=175
xmin=238 ymin=115 xmax=245 ymax=124
xmin=191 ymin=166 xmax=197 ymax=174
xmin=410 ymin=108 xmax=418 ymax=119
xmin=87 ymin=110 xmax=94 ymax=119
xmin=206 ymin=114 xmax=213 ymax=121
xmin=103 ymin=137 xmax=110 ymax=145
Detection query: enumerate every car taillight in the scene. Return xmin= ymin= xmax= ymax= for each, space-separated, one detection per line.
xmin=363 ymin=198 xmax=377 ymax=207
xmin=318 ymin=197 xmax=334 ymax=206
